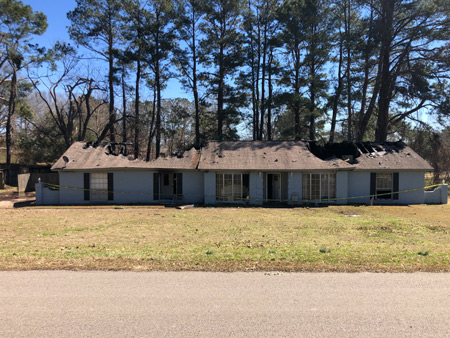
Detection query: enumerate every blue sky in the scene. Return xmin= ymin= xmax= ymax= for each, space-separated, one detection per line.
xmin=22 ymin=0 xmax=74 ymax=47
xmin=22 ymin=0 xmax=187 ymax=99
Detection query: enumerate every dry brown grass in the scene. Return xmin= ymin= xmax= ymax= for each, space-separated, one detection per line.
xmin=1 ymin=204 xmax=449 ymax=272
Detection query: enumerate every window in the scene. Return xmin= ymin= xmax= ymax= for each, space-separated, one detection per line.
xmin=216 ymin=173 xmax=249 ymax=201
xmin=91 ymin=173 xmax=108 ymax=201
xmin=375 ymin=173 xmax=392 ymax=199
xmin=302 ymin=173 xmax=336 ymax=202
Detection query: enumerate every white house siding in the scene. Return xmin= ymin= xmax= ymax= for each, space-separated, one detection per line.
xmin=347 ymin=171 xmax=371 ymax=204
xmin=113 ymin=171 xmax=154 ymax=204
xmin=249 ymin=172 xmax=263 ymax=205
xmin=425 ymin=184 xmax=448 ymax=204
xmin=183 ymin=171 xmax=204 ymax=204
xmin=59 ymin=171 xmax=87 ymax=204
xmin=288 ymin=172 xmax=302 ymax=204
xmin=35 ymin=183 xmax=60 ymax=205
xmin=397 ymin=171 xmax=425 ymax=204
xmin=336 ymin=171 xmax=349 ymax=205
xmin=203 ymin=172 xmax=216 ymax=204
xmin=40 ymin=169 xmax=433 ymax=206
xmin=346 ymin=171 xmax=427 ymax=205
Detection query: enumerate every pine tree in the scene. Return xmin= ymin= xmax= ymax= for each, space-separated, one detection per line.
xmin=67 ymin=0 xmax=122 ymax=143
xmin=0 ymin=0 xmax=47 ymax=168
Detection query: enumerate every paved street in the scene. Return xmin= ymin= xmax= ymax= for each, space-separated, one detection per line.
xmin=1 ymin=271 xmax=449 ymax=337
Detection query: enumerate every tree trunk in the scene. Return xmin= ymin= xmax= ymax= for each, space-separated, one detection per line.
xmin=146 ymin=86 xmax=157 ymax=161
xmin=357 ymin=58 xmax=382 ymax=141
xmin=248 ymin=0 xmax=257 ymax=141
xmin=217 ymin=42 xmax=224 ymax=141
xmin=294 ymin=41 xmax=301 ymax=140
xmin=121 ymin=66 xmax=127 ymax=152
xmin=259 ymin=21 xmax=267 ymax=141
xmin=155 ymin=59 xmax=162 ymax=158
xmin=330 ymin=33 xmax=344 ymax=144
xmin=134 ymin=58 xmax=141 ymax=158
xmin=192 ymin=19 xmax=200 ymax=148
xmin=356 ymin=6 xmax=374 ymax=142
xmin=6 ymin=68 xmax=17 ymax=168
xmin=255 ymin=15 xmax=261 ymax=140
xmin=309 ymin=46 xmax=316 ymax=141
xmin=267 ymin=47 xmax=273 ymax=141
xmin=345 ymin=0 xmax=352 ymax=142
xmin=375 ymin=0 xmax=394 ymax=142
xmin=108 ymin=37 xmax=116 ymax=143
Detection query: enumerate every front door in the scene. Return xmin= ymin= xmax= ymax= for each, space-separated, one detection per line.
xmin=267 ymin=173 xmax=281 ymax=202
xmin=154 ymin=172 xmax=183 ymax=200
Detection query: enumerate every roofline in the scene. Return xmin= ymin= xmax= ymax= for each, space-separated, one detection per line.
xmin=54 ymin=167 xmax=200 ymax=172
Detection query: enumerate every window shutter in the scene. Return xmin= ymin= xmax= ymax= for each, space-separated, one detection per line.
xmin=107 ymin=173 xmax=114 ymax=201
xmin=176 ymin=173 xmax=183 ymax=198
xmin=393 ymin=172 xmax=399 ymax=200
xmin=84 ymin=173 xmax=90 ymax=201
xmin=153 ymin=173 xmax=160 ymax=200
xmin=370 ymin=173 xmax=376 ymax=197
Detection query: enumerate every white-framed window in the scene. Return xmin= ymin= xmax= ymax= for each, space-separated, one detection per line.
xmin=302 ymin=172 xmax=336 ymax=202
xmin=376 ymin=173 xmax=393 ymax=199
xmin=216 ymin=173 xmax=249 ymax=201
xmin=90 ymin=172 xmax=108 ymax=201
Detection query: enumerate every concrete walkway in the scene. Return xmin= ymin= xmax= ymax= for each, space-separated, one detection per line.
xmin=1 ymin=271 xmax=449 ymax=337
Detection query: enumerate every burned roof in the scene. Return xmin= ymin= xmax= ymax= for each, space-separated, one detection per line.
xmin=350 ymin=141 xmax=433 ymax=171
xmin=302 ymin=140 xmax=432 ymax=171
xmin=52 ymin=140 xmax=433 ymax=172
xmin=197 ymin=141 xmax=353 ymax=171
xmin=198 ymin=140 xmax=432 ymax=171
xmin=51 ymin=142 xmax=200 ymax=171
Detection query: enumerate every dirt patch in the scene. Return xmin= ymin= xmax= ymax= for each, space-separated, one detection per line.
xmin=0 ymin=186 xmax=35 ymax=208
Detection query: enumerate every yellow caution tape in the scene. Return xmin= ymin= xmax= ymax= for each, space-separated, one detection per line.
xmin=40 ymin=182 xmax=444 ymax=203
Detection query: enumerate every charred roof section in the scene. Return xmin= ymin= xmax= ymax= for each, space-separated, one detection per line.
xmin=307 ymin=141 xmax=409 ymax=165
xmin=82 ymin=141 xmax=132 ymax=157
xmin=52 ymin=142 xmax=200 ymax=171
xmin=308 ymin=142 xmax=361 ymax=163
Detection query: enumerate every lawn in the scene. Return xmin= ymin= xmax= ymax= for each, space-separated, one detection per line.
xmin=0 ymin=204 xmax=449 ymax=272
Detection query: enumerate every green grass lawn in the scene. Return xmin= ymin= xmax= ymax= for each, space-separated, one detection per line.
xmin=0 ymin=204 xmax=449 ymax=271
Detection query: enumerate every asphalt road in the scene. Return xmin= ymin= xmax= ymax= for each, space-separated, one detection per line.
xmin=1 ymin=271 xmax=449 ymax=337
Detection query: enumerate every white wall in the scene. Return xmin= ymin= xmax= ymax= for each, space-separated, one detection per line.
xmin=347 ymin=171 xmax=371 ymax=204
xmin=60 ymin=170 xmax=202 ymax=205
xmin=59 ymin=172 xmax=86 ymax=204
xmin=55 ymin=169 xmax=433 ymax=205
xmin=35 ymin=183 xmax=60 ymax=205
xmin=113 ymin=171 xmax=154 ymax=204
xmin=249 ymin=172 xmax=263 ymax=205
xmin=183 ymin=171 xmax=204 ymax=204
xmin=347 ymin=171 xmax=427 ymax=205
xmin=288 ymin=172 xmax=302 ymax=205
xmin=336 ymin=171 xmax=349 ymax=205
xmin=203 ymin=172 xmax=216 ymax=204
xmin=397 ymin=172 xmax=425 ymax=204
xmin=425 ymin=184 xmax=448 ymax=204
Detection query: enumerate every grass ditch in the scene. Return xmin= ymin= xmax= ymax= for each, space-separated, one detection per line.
xmin=0 ymin=204 xmax=449 ymax=272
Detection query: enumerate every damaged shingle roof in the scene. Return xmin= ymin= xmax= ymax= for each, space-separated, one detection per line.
xmin=51 ymin=142 xmax=200 ymax=171
xmin=350 ymin=141 xmax=433 ymax=170
xmin=197 ymin=141 xmax=352 ymax=170
xmin=52 ymin=140 xmax=433 ymax=172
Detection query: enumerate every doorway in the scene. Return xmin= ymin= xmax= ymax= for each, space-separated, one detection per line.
xmin=267 ymin=173 xmax=281 ymax=202
xmin=153 ymin=172 xmax=183 ymax=200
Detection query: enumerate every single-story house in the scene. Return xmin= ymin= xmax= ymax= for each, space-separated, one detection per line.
xmin=36 ymin=140 xmax=448 ymax=205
